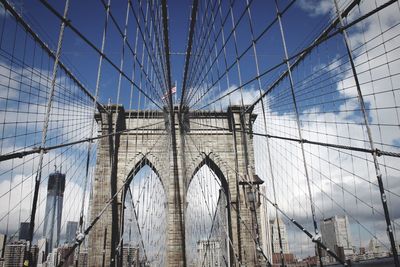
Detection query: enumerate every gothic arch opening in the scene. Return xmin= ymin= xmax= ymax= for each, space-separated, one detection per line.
xmin=121 ymin=157 xmax=167 ymax=266
xmin=185 ymin=156 xmax=232 ymax=266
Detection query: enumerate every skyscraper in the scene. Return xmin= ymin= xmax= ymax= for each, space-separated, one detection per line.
xmin=270 ymin=217 xmax=290 ymax=254
xmin=43 ymin=171 xmax=65 ymax=252
xmin=66 ymin=221 xmax=78 ymax=244
xmin=259 ymin=185 xmax=273 ymax=262
xmin=19 ymin=222 xmax=30 ymax=241
xmin=320 ymin=215 xmax=353 ymax=262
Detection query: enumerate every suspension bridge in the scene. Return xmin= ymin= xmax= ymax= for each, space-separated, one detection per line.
xmin=0 ymin=0 xmax=400 ymax=266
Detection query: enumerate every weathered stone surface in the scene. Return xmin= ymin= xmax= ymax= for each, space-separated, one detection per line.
xmin=88 ymin=105 xmax=263 ymax=266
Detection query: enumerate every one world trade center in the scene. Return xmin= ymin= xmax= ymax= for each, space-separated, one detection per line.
xmin=43 ymin=170 xmax=66 ymax=252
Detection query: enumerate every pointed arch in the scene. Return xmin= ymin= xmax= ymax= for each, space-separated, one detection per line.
xmin=122 ymin=155 xmax=165 ymax=203
xmin=188 ymin=154 xmax=230 ymax=198
xmin=186 ymin=154 xmax=234 ymax=265
xmin=120 ymin=155 xmax=168 ymax=265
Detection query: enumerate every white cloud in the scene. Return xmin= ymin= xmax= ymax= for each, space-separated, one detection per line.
xmin=0 ymin=56 xmax=96 ymax=245
xmin=254 ymin=99 xmax=400 ymax=257
xmin=0 ymin=172 xmax=89 ymax=240
xmin=253 ymin=0 xmax=400 ymax=259
xmin=197 ymin=84 xmax=260 ymax=110
xmin=298 ymin=0 xmax=334 ymax=17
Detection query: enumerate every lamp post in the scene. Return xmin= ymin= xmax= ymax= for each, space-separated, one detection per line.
xmin=240 ymin=175 xmax=271 ymax=266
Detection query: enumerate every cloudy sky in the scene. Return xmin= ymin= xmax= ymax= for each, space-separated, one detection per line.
xmin=0 ymin=0 xmax=399 ymax=264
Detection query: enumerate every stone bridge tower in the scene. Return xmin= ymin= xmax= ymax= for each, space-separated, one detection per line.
xmin=87 ymin=105 xmax=265 ymax=267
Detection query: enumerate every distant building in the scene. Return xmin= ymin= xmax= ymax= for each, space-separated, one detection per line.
xmin=46 ymin=247 xmax=59 ymax=267
xmin=30 ymin=245 xmax=39 ymax=267
xmin=197 ymin=239 xmax=221 ymax=267
xmin=66 ymin=221 xmax=78 ymax=244
xmin=37 ymin=238 xmax=47 ymax=266
xmin=259 ymin=185 xmax=273 ymax=262
xmin=270 ymin=217 xmax=290 ymax=254
xmin=320 ymin=215 xmax=353 ymax=263
xmin=43 ymin=171 xmax=66 ymax=252
xmin=300 ymin=255 xmax=320 ymax=266
xmin=367 ymin=238 xmax=388 ymax=258
xmin=272 ymin=252 xmax=296 ymax=264
xmin=19 ymin=222 xmax=30 ymax=241
xmin=3 ymin=241 xmax=27 ymax=267
xmin=121 ymin=245 xmax=139 ymax=267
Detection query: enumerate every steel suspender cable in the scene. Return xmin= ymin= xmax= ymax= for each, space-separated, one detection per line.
xmin=274 ymin=1 xmax=325 ymax=265
xmin=26 ymin=1 xmax=70 ymax=265
xmin=333 ymin=1 xmax=399 ymax=265
xmin=36 ymin=0 xmax=163 ymax=110
xmin=56 ymin=136 xmax=167 ymax=266
xmin=180 ymin=0 xmax=199 ymax=110
xmin=244 ymin=0 xmax=285 ymax=264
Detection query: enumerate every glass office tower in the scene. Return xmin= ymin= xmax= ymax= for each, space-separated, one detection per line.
xmin=43 ymin=171 xmax=65 ymax=252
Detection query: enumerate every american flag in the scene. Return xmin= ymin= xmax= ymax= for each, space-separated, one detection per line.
xmin=162 ymin=86 xmax=176 ymax=100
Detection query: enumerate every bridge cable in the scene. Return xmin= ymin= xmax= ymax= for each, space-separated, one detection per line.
xmin=274 ymin=0 xmax=325 ymax=264
xmin=182 ymin=125 xmax=272 ymax=265
xmin=25 ymin=0 xmax=70 ymax=264
xmin=333 ymin=0 xmax=399 ymax=264
xmin=244 ymin=0 xmax=286 ymax=265
xmin=56 ymin=134 xmax=166 ymax=267
xmin=36 ymin=0 xmax=163 ymax=109
xmin=180 ymin=0 xmax=199 ymax=110
xmin=187 ymin=129 xmax=347 ymax=265
xmin=198 ymin=0 xmax=397 ymax=111
xmin=182 ymin=132 xmax=241 ymax=265
xmin=0 ymin=0 xmax=107 ymax=113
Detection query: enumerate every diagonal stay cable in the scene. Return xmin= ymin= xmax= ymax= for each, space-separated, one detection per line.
xmin=180 ymin=0 xmax=199 ymax=110
xmin=186 ymin=0 xmax=257 ymax=107
xmin=184 ymin=0 xmax=220 ymax=105
xmin=182 ymin=124 xmax=271 ymax=265
xmin=198 ymin=0 xmax=397 ymax=111
xmin=36 ymin=0 xmax=163 ymax=109
xmin=190 ymin=120 xmax=400 ymax=158
xmin=56 ymin=130 xmax=167 ymax=267
xmin=127 ymin=185 xmax=149 ymax=263
xmin=185 ymin=126 xmax=347 ymax=265
xmin=126 ymin=0 xmax=168 ymax=100
xmin=243 ymin=0 xmax=396 ymax=113
xmin=0 ymin=121 xmax=164 ymax=162
xmin=0 ymin=0 xmax=107 ymax=113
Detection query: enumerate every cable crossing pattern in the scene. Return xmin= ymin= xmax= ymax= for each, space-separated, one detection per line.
xmin=0 ymin=0 xmax=399 ymax=266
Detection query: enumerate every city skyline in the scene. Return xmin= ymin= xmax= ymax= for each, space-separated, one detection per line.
xmin=0 ymin=0 xmax=399 ymax=266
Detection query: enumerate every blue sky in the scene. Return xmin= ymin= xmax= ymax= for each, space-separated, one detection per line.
xmin=5 ymin=0 xmax=337 ymax=109
xmin=2 ymin=0 xmax=400 ymax=261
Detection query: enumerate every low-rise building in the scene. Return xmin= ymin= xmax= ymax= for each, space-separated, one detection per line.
xmin=3 ymin=241 xmax=27 ymax=267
